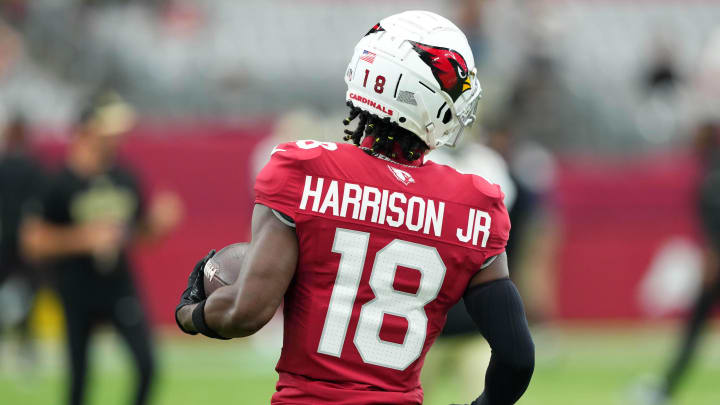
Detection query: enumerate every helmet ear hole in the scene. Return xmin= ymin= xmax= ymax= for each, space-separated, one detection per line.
xmin=442 ymin=109 xmax=452 ymax=124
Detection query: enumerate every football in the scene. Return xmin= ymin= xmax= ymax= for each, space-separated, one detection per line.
xmin=203 ymin=243 xmax=248 ymax=296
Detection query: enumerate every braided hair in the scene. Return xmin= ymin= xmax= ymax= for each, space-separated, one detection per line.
xmin=342 ymin=101 xmax=428 ymax=162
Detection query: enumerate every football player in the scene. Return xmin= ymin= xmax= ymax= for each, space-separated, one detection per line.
xmin=176 ymin=11 xmax=534 ymax=405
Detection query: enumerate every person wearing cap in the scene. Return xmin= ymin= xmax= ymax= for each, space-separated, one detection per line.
xmin=21 ymin=91 xmax=182 ymax=405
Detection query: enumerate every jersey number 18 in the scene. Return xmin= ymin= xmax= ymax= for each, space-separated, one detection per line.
xmin=317 ymin=228 xmax=447 ymax=371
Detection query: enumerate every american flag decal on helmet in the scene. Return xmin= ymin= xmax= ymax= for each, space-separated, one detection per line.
xmin=359 ymin=50 xmax=376 ymax=64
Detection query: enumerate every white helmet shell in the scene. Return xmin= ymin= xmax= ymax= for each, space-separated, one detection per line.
xmin=345 ymin=10 xmax=482 ymax=149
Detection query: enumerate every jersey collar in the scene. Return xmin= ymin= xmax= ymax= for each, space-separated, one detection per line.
xmin=359 ymin=136 xmax=424 ymax=167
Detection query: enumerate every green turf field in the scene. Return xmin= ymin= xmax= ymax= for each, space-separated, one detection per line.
xmin=2 ymin=324 xmax=719 ymax=405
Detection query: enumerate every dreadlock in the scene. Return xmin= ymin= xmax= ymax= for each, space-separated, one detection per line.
xmin=342 ymin=101 xmax=428 ymax=162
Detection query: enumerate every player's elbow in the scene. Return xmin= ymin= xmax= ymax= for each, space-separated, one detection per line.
xmin=492 ymin=333 xmax=535 ymax=388
xmin=507 ymin=338 xmax=535 ymax=374
xmin=494 ymin=325 xmax=535 ymax=374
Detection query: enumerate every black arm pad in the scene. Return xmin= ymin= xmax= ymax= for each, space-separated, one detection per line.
xmin=463 ymin=278 xmax=535 ymax=405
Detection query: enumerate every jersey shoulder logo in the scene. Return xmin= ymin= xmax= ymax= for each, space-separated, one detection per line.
xmin=387 ymin=165 xmax=415 ymax=186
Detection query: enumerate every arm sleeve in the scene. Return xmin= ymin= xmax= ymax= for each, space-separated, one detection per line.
xmin=463 ymin=278 xmax=535 ymax=405
xmin=254 ymin=144 xmax=304 ymax=221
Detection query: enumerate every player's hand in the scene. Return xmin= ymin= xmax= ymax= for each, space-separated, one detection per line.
xmin=175 ymin=249 xmax=215 ymax=333
xmin=181 ymin=249 xmax=215 ymax=305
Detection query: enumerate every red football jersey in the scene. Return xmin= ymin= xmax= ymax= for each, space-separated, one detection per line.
xmin=254 ymin=140 xmax=510 ymax=405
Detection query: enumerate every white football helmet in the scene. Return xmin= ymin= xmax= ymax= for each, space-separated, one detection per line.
xmin=345 ymin=10 xmax=482 ymax=149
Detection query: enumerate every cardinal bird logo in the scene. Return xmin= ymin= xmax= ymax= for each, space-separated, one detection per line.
xmin=410 ymin=41 xmax=472 ymax=101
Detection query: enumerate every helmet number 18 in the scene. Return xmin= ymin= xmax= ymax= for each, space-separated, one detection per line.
xmin=363 ymin=69 xmax=386 ymax=94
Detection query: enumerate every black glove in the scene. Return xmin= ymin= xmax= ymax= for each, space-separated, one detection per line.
xmin=175 ymin=249 xmax=216 ymax=334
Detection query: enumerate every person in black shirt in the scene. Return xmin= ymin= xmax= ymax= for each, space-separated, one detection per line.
xmin=656 ymin=122 xmax=720 ymax=402
xmin=638 ymin=121 xmax=720 ymax=405
xmin=0 ymin=114 xmax=46 ymax=364
xmin=21 ymin=92 xmax=182 ymax=405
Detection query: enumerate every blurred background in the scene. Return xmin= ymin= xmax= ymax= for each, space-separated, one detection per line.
xmin=1 ymin=0 xmax=720 ymax=404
